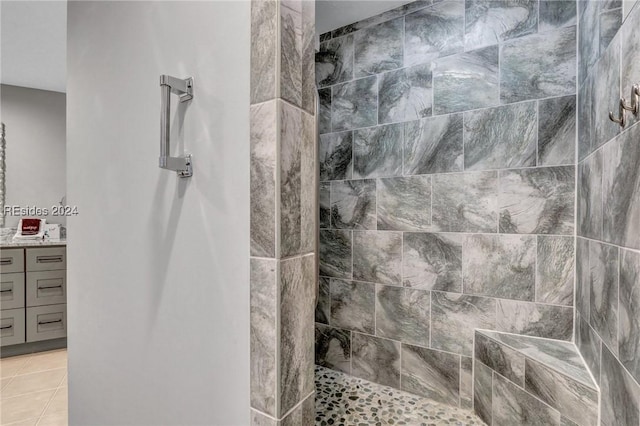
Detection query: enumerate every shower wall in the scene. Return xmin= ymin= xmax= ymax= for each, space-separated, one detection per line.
xmin=575 ymin=1 xmax=640 ymax=425
xmin=315 ymin=0 xmax=577 ymax=408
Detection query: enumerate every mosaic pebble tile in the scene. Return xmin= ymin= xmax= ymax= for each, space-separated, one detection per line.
xmin=315 ymin=366 xmax=485 ymax=425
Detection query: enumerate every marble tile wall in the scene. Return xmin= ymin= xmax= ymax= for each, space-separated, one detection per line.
xmin=316 ymin=0 xmax=579 ymax=410
xmin=250 ymin=0 xmax=316 ymax=424
xmin=575 ymin=1 xmax=640 ymax=425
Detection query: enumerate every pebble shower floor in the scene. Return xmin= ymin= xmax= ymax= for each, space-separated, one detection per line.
xmin=315 ymin=366 xmax=485 ymax=425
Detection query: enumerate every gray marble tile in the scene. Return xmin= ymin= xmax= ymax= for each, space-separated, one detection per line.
xmin=403 ymin=233 xmax=463 ymax=292
xmin=404 ymin=0 xmax=465 ymax=66
xmin=251 ymin=0 xmax=276 ymax=104
xmin=250 ymin=409 xmax=276 ymax=426
xmin=330 ymin=279 xmax=375 ymax=334
xmin=280 ymin=0 xmax=302 ymax=108
xmin=376 ymin=285 xmax=430 ymax=347
xmin=538 ymin=95 xmax=576 ymax=166
xmin=578 ymin=0 xmax=599 ymax=85
xmin=316 ymin=277 xmax=330 ymax=324
xmin=433 ymin=46 xmax=499 ymax=114
xmin=493 ymin=373 xmax=562 ymax=425
xmin=319 ymin=131 xmax=352 ymax=181
xmin=623 ymin=0 xmax=639 ymax=21
xmin=463 ymin=102 xmax=537 ymax=170
xmin=496 ymin=300 xmax=573 ymax=341
xmin=300 ymin=0 xmax=314 ymax=114
xmin=250 ymin=258 xmax=277 ymax=416
xmin=300 ymin=111 xmax=314 ymax=254
xmin=251 ymin=101 xmax=277 ymax=258
xmin=576 ymin=313 xmax=601 ymax=385
xmin=351 ymin=332 xmax=401 ymax=388
xmin=330 ymin=180 xmax=376 ymax=230
xmin=498 ymin=166 xmax=575 ymax=235
xmin=575 ymin=237 xmax=590 ymax=318
xmin=475 ymin=332 xmax=525 ymax=386
xmin=432 ymin=171 xmax=498 ymax=232
xmin=592 ymin=36 xmax=620 ymax=150
xmin=319 ymin=182 xmax=331 ymax=229
xmin=318 ymin=88 xmax=331 ymax=135
xmin=401 ymin=344 xmax=460 ymax=406
xmin=600 ymin=345 xmax=640 ymax=426
xmin=577 ymin=149 xmax=603 ymax=240
xmin=536 ymin=236 xmax=574 ymax=306
xmin=377 ymin=176 xmax=431 ymax=231
xmin=332 ymin=76 xmax=377 ymax=132
xmin=315 ymin=323 xmax=351 ymax=374
xmin=603 ymin=123 xmax=640 ymax=250
xmin=500 ymin=25 xmax=576 ymax=103
xmin=432 ymin=291 xmax=496 ymax=356
xmin=279 ymin=101 xmax=302 ymax=257
xmin=460 ymin=356 xmax=473 ymax=409
xmin=465 ymin=0 xmax=538 ymax=51
xmin=524 ymin=358 xmax=598 ymax=426
xmin=353 ymin=124 xmax=403 ymax=179
xmin=539 ymin=1 xmax=577 ymax=32
xmin=621 ymin=3 xmax=640 ymax=128
xmin=473 ymin=360 xmax=493 ymax=425
xmin=404 ymin=114 xmax=463 ymax=175
xmin=619 ymin=249 xmax=640 ymax=383
xmin=316 ymin=35 xmax=354 ymax=88
xmin=279 ymin=255 xmax=315 ymax=415
xmin=578 ymin=73 xmax=594 ymax=161
xmin=463 ymin=234 xmax=536 ymax=301
xmin=280 ymin=392 xmax=314 ymax=426
xmin=319 ymin=31 xmax=331 ymax=42
xmin=600 ymin=8 xmax=622 ymax=52
xmin=319 ymin=229 xmax=352 ymax=279
xmin=378 ymin=63 xmax=433 ymax=124
xmin=589 ymin=240 xmax=619 ymax=355
xmin=354 ymin=17 xmax=403 ymax=77
xmin=352 ymin=231 xmax=402 ymax=286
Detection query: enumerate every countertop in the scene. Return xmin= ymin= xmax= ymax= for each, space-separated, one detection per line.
xmin=0 ymin=228 xmax=66 ymax=248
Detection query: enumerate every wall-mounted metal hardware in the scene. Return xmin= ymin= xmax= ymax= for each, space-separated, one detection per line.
xmin=610 ymin=84 xmax=640 ymax=128
xmin=159 ymin=75 xmax=194 ymax=177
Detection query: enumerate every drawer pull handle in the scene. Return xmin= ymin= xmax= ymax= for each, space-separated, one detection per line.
xmin=0 ymin=324 xmax=13 ymax=330
xmin=36 ymin=256 xmax=63 ymax=263
xmin=0 ymin=258 xmax=13 ymax=265
xmin=0 ymin=289 xmax=12 ymax=293
xmin=38 ymin=319 xmax=62 ymax=325
xmin=39 ymin=284 xmax=63 ymax=290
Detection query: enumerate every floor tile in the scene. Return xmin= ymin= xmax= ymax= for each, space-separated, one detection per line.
xmin=0 ymin=390 xmax=54 ymax=425
xmin=1 ymin=369 xmax=66 ymax=399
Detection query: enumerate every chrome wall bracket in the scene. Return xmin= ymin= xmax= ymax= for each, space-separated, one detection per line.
xmin=159 ymin=75 xmax=194 ymax=177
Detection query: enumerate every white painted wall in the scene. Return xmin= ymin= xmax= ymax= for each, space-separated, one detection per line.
xmin=1 ymin=84 xmax=66 ymax=228
xmin=66 ymin=2 xmax=250 ymax=425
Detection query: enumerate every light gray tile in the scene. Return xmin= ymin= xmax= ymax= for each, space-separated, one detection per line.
xmin=280 ymin=0 xmax=302 ymax=107
xmin=377 ymin=176 xmax=431 ymax=231
xmin=280 ymin=393 xmax=314 ymax=426
xmin=592 ymin=36 xmax=621 ymax=150
xmin=431 ymin=291 xmax=496 ymax=356
xmin=498 ymin=166 xmax=575 ymax=235
xmin=463 ymin=234 xmax=536 ymax=301
xmin=353 ymin=231 xmax=402 ymax=286
xmin=432 ymin=171 xmax=498 ymax=233
xmin=539 ymin=0 xmax=577 ymax=32
xmin=251 ymin=0 xmax=277 ymax=104
xmin=300 ymin=0 xmax=315 ymax=114
xmin=330 ymin=180 xmax=376 ymax=230
xmin=319 ymin=131 xmax=352 ymax=181
xmin=589 ymin=240 xmax=619 ymax=355
xmin=403 ymin=233 xmax=463 ymax=292
xmin=378 ymin=63 xmax=433 ymax=124
xmin=578 ymin=0 xmax=599 ymax=84
xmin=500 ymin=26 xmax=576 ymax=103
xmin=315 ymin=323 xmax=351 ymax=374
xmin=473 ymin=360 xmax=493 ymax=425
xmin=600 ymin=8 xmax=622 ymax=53
xmin=316 ymin=35 xmax=354 ymax=88
xmin=578 ymin=149 xmax=603 ymax=240
xmin=318 ymin=87 xmax=331 ymax=134
xmin=319 ymin=229 xmax=352 ymax=279
xmin=576 ymin=237 xmax=590 ymax=318
xmin=538 ymin=95 xmax=576 ymax=166
xmin=619 ymin=249 xmax=640 ymax=383
xmin=576 ymin=312 xmax=601 ymax=385
xmin=352 ymin=332 xmax=401 ymax=388
xmin=600 ymin=345 xmax=640 ymax=426
xmin=332 ymin=76 xmax=378 ymax=132
xmin=354 ymin=17 xmax=403 ymax=77
xmin=475 ymin=332 xmax=525 ymax=386
xmin=464 ymin=102 xmax=537 ymax=170
xmin=353 ymin=124 xmax=403 ymax=179
xmin=315 ymin=277 xmax=330 ymax=324
xmin=403 ymin=114 xmax=463 ymax=175
xmin=376 ymin=285 xmax=430 ymax=347
xmin=433 ymin=46 xmax=499 ymax=114
xmin=536 ymin=236 xmax=575 ymax=306
xmin=621 ymin=2 xmax=640 ymax=127
xmin=404 ymin=0 xmax=465 ymax=67
xmin=319 ymin=182 xmax=330 ymax=229
xmin=496 ymin=300 xmax=573 ymax=341
xmin=578 ymin=73 xmax=594 ymax=160
xmin=492 ymin=372 xmax=562 ymax=425
xmin=460 ymin=356 xmax=473 ymax=409
xmin=465 ymin=0 xmax=538 ymax=50
xmin=300 ymin=111 xmax=314 ymax=254
xmin=330 ymin=279 xmax=375 ymax=334
xmin=280 ymin=101 xmax=302 ymax=258
xmin=251 ymin=409 xmax=276 ymax=426
xmin=401 ymin=344 xmax=460 ymax=406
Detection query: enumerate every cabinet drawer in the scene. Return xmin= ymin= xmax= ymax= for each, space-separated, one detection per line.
xmin=1 ymin=273 xmax=25 ymax=310
xmin=26 ymin=304 xmax=66 ymax=342
xmin=1 ymin=308 xmax=26 ymax=346
xmin=26 ymin=271 xmax=66 ymax=307
xmin=1 ymin=249 xmax=25 ymax=274
xmin=26 ymin=247 xmax=66 ymax=272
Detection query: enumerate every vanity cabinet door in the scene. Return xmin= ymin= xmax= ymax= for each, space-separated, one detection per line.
xmin=26 ymin=247 xmax=66 ymax=272
xmin=0 ymin=308 xmax=26 ymax=346
xmin=26 ymin=304 xmax=67 ymax=342
xmin=0 ymin=249 xmax=25 ymax=274
xmin=1 ymin=273 xmax=25 ymax=310
xmin=26 ymin=271 xmax=66 ymax=307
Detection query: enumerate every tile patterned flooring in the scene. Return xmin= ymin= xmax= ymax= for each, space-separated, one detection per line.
xmin=315 ymin=366 xmax=485 ymax=425
xmin=0 ymin=350 xmax=67 ymax=426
